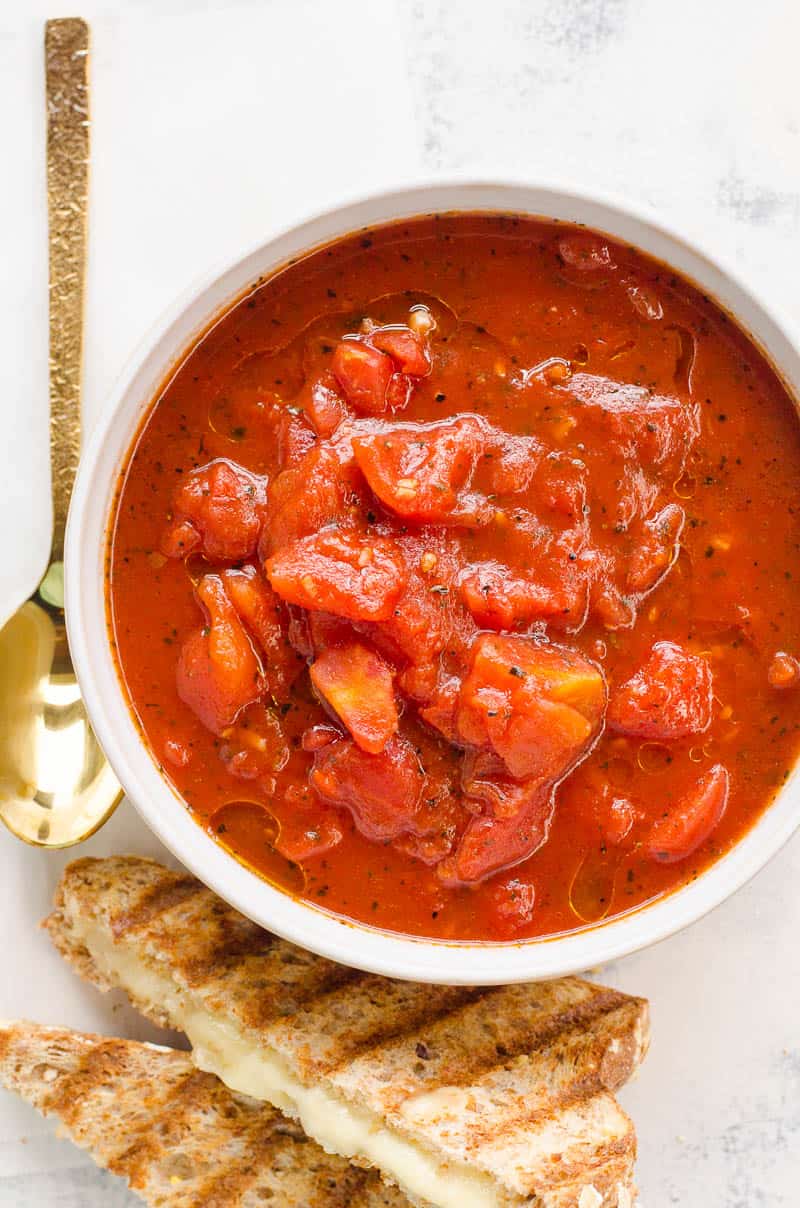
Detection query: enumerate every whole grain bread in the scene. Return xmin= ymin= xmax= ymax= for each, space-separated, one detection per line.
xmin=0 ymin=1020 xmax=406 ymax=1207
xmin=46 ymin=856 xmax=649 ymax=1208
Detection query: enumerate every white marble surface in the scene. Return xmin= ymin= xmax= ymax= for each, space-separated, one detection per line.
xmin=1 ymin=0 xmax=799 ymax=1204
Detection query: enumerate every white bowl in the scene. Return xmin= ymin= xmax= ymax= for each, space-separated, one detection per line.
xmin=66 ymin=179 xmax=800 ymax=983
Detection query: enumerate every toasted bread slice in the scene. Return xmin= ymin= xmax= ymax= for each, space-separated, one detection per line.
xmin=0 ymin=1020 xmax=404 ymax=1207
xmin=47 ymin=857 xmax=649 ymax=1208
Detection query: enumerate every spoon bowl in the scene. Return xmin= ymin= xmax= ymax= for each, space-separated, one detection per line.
xmin=0 ymin=599 xmax=122 ymax=846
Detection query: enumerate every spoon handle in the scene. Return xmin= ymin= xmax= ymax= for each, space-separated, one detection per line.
xmin=45 ymin=18 xmax=90 ymax=566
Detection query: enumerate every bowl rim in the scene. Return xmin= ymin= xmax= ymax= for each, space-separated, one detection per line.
xmin=65 ymin=175 xmax=800 ymax=983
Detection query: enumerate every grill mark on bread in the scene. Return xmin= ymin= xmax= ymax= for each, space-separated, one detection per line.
xmin=269 ymin=977 xmax=485 ymax=1079
xmin=110 ymin=874 xmax=206 ymax=939
xmin=321 ymin=983 xmax=638 ymax=1115
xmin=194 ymin=1125 xmax=366 ymax=1208
xmin=108 ymin=1066 xmax=222 ymax=1189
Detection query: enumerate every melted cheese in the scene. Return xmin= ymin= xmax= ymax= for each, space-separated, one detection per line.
xmin=75 ymin=924 xmax=501 ymax=1208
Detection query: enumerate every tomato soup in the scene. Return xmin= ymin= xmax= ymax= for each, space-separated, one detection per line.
xmin=108 ymin=214 xmax=800 ymax=941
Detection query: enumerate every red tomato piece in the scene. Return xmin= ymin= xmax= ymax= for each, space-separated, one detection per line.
xmin=306 ymin=611 xmax=361 ymax=655
xmin=310 ymin=643 xmax=398 ymax=754
xmin=645 ymin=764 xmax=729 ymax=863
xmin=394 ymin=828 xmax=457 ymax=866
xmin=488 ymin=877 xmax=537 ymax=937
xmin=298 ymin=370 xmax=349 ymax=437
xmin=161 ymin=518 xmax=199 ymax=559
xmin=384 ymin=372 xmax=415 ymax=413
xmin=607 ymin=640 xmax=713 ymax=739
xmin=575 ymin=782 xmax=637 ymax=845
xmin=370 ymin=326 xmax=431 ymax=376
xmin=626 ymin=504 xmax=685 ymax=595
xmin=300 ymin=724 xmax=342 ymax=752
xmin=266 ymin=529 xmax=407 ymax=622
xmin=392 ymin=758 xmax=461 ymax=865
xmin=459 ymin=562 xmax=578 ymax=630
xmin=438 ymin=785 xmax=554 ymax=886
xmin=176 ymin=575 xmax=264 ymax=735
xmin=456 ymin=634 xmax=607 ymax=784
xmin=220 ymin=565 xmax=301 ymax=699
xmin=352 ymin=416 xmax=492 ymax=524
xmin=475 ymin=431 xmax=542 ymax=496
xmin=163 ymin=737 xmax=191 ymax=768
xmin=219 ymin=702 xmax=289 ymax=782
xmin=275 ymin=790 xmax=344 ymax=863
xmin=372 ymin=570 xmax=451 ymax=667
xmin=534 ymin=455 xmax=588 ymax=520
xmin=398 ymin=662 xmax=440 ymax=705
xmin=588 ymin=555 xmax=636 ymax=630
xmin=565 ymin=373 xmax=701 ymax=474
xmin=261 ymin=439 xmax=365 ymax=554
xmin=162 ymin=459 xmax=268 ymax=563
xmin=361 ymin=536 xmax=476 ymax=705
xmin=332 ymin=339 xmax=394 ymax=415
xmin=277 ymin=409 xmax=317 ymax=468
xmin=460 ymin=749 xmax=546 ymax=820
xmin=768 ymin=650 xmax=800 ymax=689
xmin=419 ymin=676 xmax=461 ymax=742
xmin=310 ymin=735 xmax=424 ymax=841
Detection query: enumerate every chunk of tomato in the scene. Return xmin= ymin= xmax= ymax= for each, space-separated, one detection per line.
xmin=332 ymin=339 xmax=394 ymax=415
xmin=219 ymin=702 xmax=289 ymax=782
xmin=310 ymin=735 xmax=424 ymax=841
xmin=565 ymin=373 xmax=701 ymax=474
xmin=261 ymin=439 xmax=365 ymax=555
xmin=570 ymin=780 xmax=637 ymax=845
xmin=266 ymin=529 xmax=407 ymax=622
xmin=299 ymin=370 xmax=349 ymax=437
xmin=370 ymin=325 xmax=431 ymax=376
xmin=176 ymin=575 xmax=263 ymax=735
xmin=310 ymin=643 xmax=398 ymax=754
xmin=437 ymin=785 xmax=554 ymax=886
xmin=276 ymin=788 xmax=344 ymax=863
xmin=161 ymin=518 xmax=199 ymax=559
xmin=162 ymin=459 xmax=268 ymax=563
xmin=626 ymin=504 xmax=685 ymax=595
xmin=455 ymin=634 xmax=607 ymax=784
xmin=277 ymin=409 xmax=317 ymax=468
xmin=474 ymin=431 xmax=542 ymax=496
xmin=767 ymin=650 xmax=800 ymax=689
xmin=607 ymin=640 xmax=713 ymax=739
xmin=645 ymin=764 xmax=729 ymax=863
xmin=368 ymin=568 xmax=451 ymax=669
xmin=384 ymin=371 xmax=415 ymax=413
xmin=488 ymin=877 xmax=537 ymax=938
xmin=460 ymin=749 xmax=545 ymax=819
xmin=220 ymin=564 xmax=301 ymax=699
xmin=419 ymin=675 xmax=461 ymax=741
xmin=459 ymin=562 xmax=578 ymax=630
xmin=352 ymin=415 xmax=491 ymax=525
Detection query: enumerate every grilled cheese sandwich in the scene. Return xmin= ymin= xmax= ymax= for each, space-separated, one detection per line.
xmin=47 ymin=856 xmax=649 ymax=1208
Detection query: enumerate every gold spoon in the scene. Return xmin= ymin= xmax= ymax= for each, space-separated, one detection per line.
xmin=0 ymin=18 xmax=123 ymax=847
